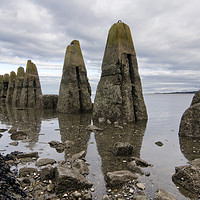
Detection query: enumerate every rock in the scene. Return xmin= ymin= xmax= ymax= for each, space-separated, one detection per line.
xmin=191 ymin=90 xmax=200 ymax=106
xmin=9 ymin=141 xmax=19 ymax=146
xmin=38 ymin=94 xmax=58 ymax=109
xmin=47 ymin=183 xmax=54 ymax=192
xmin=155 ymin=141 xmax=164 ymax=147
xmin=155 ymin=189 xmax=176 ymax=200
xmin=134 ymin=195 xmax=147 ymax=200
xmin=10 ymin=131 xmax=28 ymax=140
xmin=172 ymin=163 xmax=200 ymax=195
xmin=136 ymin=183 xmax=145 ymax=190
xmin=72 ymin=150 xmax=86 ymax=160
xmin=72 ymin=159 xmax=89 ymax=175
xmin=17 ymin=152 xmax=39 ymax=159
xmin=0 ymin=134 xmax=2 ymax=138
xmin=93 ymin=21 xmax=147 ymax=123
xmin=57 ymin=40 xmax=92 ymax=113
xmin=48 ymin=140 xmax=65 ymax=153
xmin=179 ymin=101 xmax=200 ymax=138
xmin=1 ymin=73 xmax=9 ymax=102
xmin=106 ymin=119 xmax=112 ymax=124
xmin=113 ymin=142 xmax=133 ymax=156
xmin=40 ymin=165 xmax=55 ymax=181
xmin=20 ymin=60 xmax=42 ymax=108
xmin=0 ymin=128 xmax=8 ymax=132
xmin=19 ymin=167 xmax=38 ymax=177
xmin=127 ymin=161 xmax=144 ymax=174
xmin=55 ymin=166 xmax=92 ymax=192
xmin=72 ymin=191 xmax=82 ymax=199
xmin=6 ymin=71 xmax=16 ymax=104
xmin=48 ymin=140 xmax=61 ymax=147
xmin=83 ymin=192 xmax=92 ymax=200
xmin=0 ymin=153 xmax=27 ymax=199
xmin=35 ymin=158 xmax=56 ymax=167
xmin=106 ymin=170 xmax=138 ymax=187
xmin=98 ymin=118 xmax=105 ymax=123
xmin=188 ymin=158 xmax=200 ymax=167
xmin=131 ymin=157 xmax=151 ymax=167
xmin=12 ymin=67 xmax=25 ymax=107
xmin=86 ymin=125 xmax=103 ymax=132
xmin=102 ymin=195 xmax=110 ymax=200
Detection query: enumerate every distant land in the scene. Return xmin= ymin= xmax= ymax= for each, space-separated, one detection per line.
xmin=154 ymin=91 xmax=197 ymax=94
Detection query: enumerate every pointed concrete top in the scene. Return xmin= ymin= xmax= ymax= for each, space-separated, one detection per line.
xmin=106 ymin=21 xmax=136 ymax=56
xmin=26 ymin=60 xmax=38 ymax=75
xmin=64 ymin=40 xmax=85 ymax=69
xmin=10 ymin=71 xmax=17 ymax=80
xmin=3 ymin=73 xmax=9 ymax=82
xmin=17 ymin=67 xmax=25 ymax=77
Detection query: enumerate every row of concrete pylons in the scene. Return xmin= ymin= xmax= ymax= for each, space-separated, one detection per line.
xmin=0 ymin=21 xmax=148 ymax=123
xmin=0 ymin=60 xmax=42 ymax=108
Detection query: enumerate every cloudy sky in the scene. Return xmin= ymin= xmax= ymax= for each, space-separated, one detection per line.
xmin=0 ymin=0 xmax=200 ymax=94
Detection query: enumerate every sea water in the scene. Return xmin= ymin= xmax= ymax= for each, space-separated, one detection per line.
xmin=0 ymin=94 xmax=199 ymax=199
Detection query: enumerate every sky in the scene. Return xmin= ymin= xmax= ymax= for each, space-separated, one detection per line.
xmin=0 ymin=0 xmax=200 ymax=94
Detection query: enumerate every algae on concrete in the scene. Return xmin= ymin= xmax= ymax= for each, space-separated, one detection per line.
xmin=57 ymin=40 xmax=92 ymax=113
xmin=93 ymin=21 xmax=147 ymax=123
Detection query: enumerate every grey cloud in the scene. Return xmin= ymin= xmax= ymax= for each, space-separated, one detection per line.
xmin=0 ymin=0 xmax=200 ymax=94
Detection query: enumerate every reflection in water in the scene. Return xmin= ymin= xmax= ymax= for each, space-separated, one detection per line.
xmin=0 ymin=105 xmax=43 ymax=148
xmin=57 ymin=113 xmax=91 ymax=158
xmin=94 ymin=121 xmax=147 ymax=175
xmin=179 ymin=136 xmax=200 ymax=161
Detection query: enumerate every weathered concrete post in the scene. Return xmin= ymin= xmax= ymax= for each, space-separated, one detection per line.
xmin=93 ymin=21 xmax=147 ymax=123
xmin=20 ymin=60 xmax=42 ymax=107
xmin=57 ymin=40 xmax=92 ymax=113
xmin=1 ymin=74 xmax=9 ymax=103
xmin=6 ymin=71 xmax=17 ymax=104
xmin=12 ymin=67 xmax=25 ymax=107
xmin=0 ymin=75 xmax=3 ymax=100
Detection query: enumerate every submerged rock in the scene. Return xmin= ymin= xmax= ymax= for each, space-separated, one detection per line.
xmin=57 ymin=40 xmax=92 ymax=113
xmin=12 ymin=67 xmax=25 ymax=107
xmin=131 ymin=157 xmax=152 ymax=167
xmin=106 ymin=170 xmax=138 ymax=187
xmin=35 ymin=158 xmax=56 ymax=167
xmin=113 ymin=142 xmax=133 ymax=156
xmin=172 ymin=161 xmax=200 ymax=195
xmin=38 ymin=94 xmax=58 ymax=109
xmin=155 ymin=189 xmax=176 ymax=200
xmin=6 ymin=71 xmax=16 ymax=104
xmin=55 ymin=166 xmax=92 ymax=192
xmin=20 ymin=60 xmax=42 ymax=108
xmin=93 ymin=21 xmax=147 ymax=123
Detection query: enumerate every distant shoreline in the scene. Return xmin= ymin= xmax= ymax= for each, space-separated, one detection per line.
xmin=153 ymin=91 xmax=197 ymax=95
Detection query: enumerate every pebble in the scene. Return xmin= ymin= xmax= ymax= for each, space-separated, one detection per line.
xmin=136 ymin=183 xmax=145 ymax=190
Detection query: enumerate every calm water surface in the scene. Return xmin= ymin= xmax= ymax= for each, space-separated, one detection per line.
xmin=0 ymin=94 xmax=199 ymax=199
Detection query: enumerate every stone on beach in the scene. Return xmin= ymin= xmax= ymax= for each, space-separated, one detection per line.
xmin=38 ymin=94 xmax=58 ymax=109
xmin=93 ymin=21 xmax=147 ymax=123
xmin=35 ymin=158 xmax=56 ymax=167
xmin=155 ymin=189 xmax=176 ymax=200
xmin=55 ymin=166 xmax=92 ymax=192
xmin=20 ymin=60 xmax=42 ymax=108
xmin=106 ymin=170 xmax=138 ymax=187
xmin=57 ymin=40 xmax=92 ymax=113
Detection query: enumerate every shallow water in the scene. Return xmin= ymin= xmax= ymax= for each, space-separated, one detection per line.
xmin=0 ymin=94 xmax=200 ymax=199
